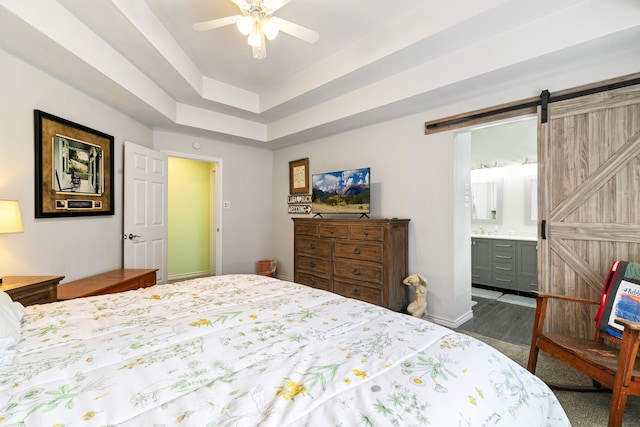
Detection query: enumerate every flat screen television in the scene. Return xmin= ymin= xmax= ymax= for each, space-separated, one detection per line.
xmin=312 ymin=167 xmax=370 ymax=215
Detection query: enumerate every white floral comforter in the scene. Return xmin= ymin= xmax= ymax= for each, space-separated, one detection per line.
xmin=0 ymin=274 xmax=569 ymax=426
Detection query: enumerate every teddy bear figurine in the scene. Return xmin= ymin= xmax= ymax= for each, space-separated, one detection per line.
xmin=403 ymin=273 xmax=427 ymax=318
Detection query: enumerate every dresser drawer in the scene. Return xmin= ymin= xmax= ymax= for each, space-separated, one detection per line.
xmin=295 ymin=237 xmax=331 ymax=257
xmin=8 ymin=287 xmax=57 ymax=306
xmin=334 ymin=241 xmax=382 ymax=263
xmin=334 ymin=280 xmax=382 ymax=305
xmin=493 ymin=251 xmax=515 ymax=264
xmin=296 ymin=272 xmax=331 ymax=291
xmin=294 ymin=223 xmax=319 ymax=237
xmin=492 ymin=262 xmax=515 ymax=275
xmin=350 ymin=225 xmax=384 ymax=241
xmin=492 ymin=273 xmax=516 ymax=289
xmin=295 ymin=254 xmax=331 ymax=276
xmin=319 ymin=224 xmax=347 ymax=239
xmin=334 ymin=259 xmax=382 ymax=285
xmin=492 ymin=240 xmax=516 ymax=253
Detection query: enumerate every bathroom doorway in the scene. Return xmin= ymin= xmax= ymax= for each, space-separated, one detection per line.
xmin=465 ymin=117 xmax=538 ymax=337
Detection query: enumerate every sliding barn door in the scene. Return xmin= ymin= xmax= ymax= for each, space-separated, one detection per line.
xmin=538 ymin=83 xmax=640 ymax=338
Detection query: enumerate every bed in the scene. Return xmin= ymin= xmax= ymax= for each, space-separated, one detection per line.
xmin=0 ymin=274 xmax=569 ymax=426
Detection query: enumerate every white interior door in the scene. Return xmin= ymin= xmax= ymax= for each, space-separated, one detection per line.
xmin=123 ymin=141 xmax=168 ymax=284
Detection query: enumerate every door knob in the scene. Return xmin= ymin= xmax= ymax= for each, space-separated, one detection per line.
xmin=127 ymin=233 xmax=142 ymax=239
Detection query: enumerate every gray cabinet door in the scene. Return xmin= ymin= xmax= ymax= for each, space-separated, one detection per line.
xmin=516 ymin=241 xmax=538 ymax=292
xmin=471 ymin=238 xmax=492 ymax=285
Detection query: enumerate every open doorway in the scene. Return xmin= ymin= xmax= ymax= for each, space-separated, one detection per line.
xmin=470 ymin=117 xmax=537 ymax=237
xmin=167 ymin=155 xmax=221 ymax=281
xmin=458 ymin=117 xmax=538 ymax=344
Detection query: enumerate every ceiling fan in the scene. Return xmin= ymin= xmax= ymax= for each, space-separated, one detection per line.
xmin=193 ymin=0 xmax=319 ymax=59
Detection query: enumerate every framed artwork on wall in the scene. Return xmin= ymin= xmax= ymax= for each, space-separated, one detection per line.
xmin=34 ymin=110 xmax=115 ymax=218
xmin=289 ymin=157 xmax=309 ymax=194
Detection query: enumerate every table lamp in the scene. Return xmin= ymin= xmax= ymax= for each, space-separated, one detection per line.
xmin=0 ymin=200 xmax=23 ymax=284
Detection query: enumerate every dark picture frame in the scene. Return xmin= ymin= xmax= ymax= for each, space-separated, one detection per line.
xmin=289 ymin=157 xmax=309 ymax=195
xmin=34 ymin=110 xmax=115 ymax=217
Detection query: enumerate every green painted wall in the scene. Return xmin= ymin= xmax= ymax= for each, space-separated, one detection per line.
xmin=168 ymin=157 xmax=212 ymax=278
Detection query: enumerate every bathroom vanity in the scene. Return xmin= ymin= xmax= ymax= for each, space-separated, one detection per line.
xmin=471 ymin=235 xmax=538 ymax=293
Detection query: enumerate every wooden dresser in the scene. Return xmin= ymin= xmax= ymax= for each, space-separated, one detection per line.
xmin=293 ymin=218 xmax=410 ymax=311
xmin=57 ymin=268 xmax=158 ymax=300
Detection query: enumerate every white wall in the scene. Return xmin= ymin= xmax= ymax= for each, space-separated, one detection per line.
xmin=0 ymin=48 xmax=152 ymax=282
xmin=153 ymin=130 xmax=274 ymax=275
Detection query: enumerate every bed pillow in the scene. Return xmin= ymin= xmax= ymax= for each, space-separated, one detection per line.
xmin=0 ymin=290 xmax=25 ymax=363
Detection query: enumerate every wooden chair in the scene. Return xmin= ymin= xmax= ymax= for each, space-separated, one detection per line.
xmin=527 ymin=291 xmax=640 ymax=427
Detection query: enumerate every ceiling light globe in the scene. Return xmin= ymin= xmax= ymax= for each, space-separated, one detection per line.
xmin=236 ymin=16 xmax=253 ymax=35
xmin=262 ymin=20 xmax=279 ymax=40
xmin=248 ymin=27 xmax=262 ymax=47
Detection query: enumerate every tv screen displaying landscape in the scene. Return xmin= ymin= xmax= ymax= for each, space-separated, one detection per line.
xmin=312 ymin=167 xmax=370 ymax=214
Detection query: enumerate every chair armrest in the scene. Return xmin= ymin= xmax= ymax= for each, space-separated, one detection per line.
xmin=615 ymin=317 xmax=640 ymax=330
xmin=530 ymin=290 xmax=600 ymax=306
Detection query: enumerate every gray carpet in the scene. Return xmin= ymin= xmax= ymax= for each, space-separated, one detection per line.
xmin=461 ymin=331 xmax=640 ymax=426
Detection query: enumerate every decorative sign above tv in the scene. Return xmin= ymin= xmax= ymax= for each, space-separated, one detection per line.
xmin=312 ymin=167 xmax=370 ymax=215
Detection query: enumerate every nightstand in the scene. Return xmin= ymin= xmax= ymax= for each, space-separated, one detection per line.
xmin=0 ymin=276 xmax=64 ymax=306
xmin=57 ymin=269 xmax=157 ymax=300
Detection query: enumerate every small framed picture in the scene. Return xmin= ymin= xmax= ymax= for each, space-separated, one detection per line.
xmin=289 ymin=158 xmax=309 ymax=195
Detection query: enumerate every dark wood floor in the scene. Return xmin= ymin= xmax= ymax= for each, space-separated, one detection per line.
xmin=457 ymin=296 xmax=535 ymax=346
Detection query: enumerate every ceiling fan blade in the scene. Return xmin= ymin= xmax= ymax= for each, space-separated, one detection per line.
xmin=192 ymin=15 xmax=241 ymax=32
xmin=270 ymin=16 xmax=318 ymax=44
xmin=265 ymin=0 xmax=295 ymax=13
xmin=229 ymin=0 xmax=251 ymax=12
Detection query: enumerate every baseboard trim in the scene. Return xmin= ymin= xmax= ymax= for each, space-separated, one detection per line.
xmin=428 ymin=309 xmax=474 ymax=329
xmin=167 ymin=271 xmax=211 ymax=282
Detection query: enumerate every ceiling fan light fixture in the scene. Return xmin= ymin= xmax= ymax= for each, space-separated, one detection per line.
xmin=262 ymin=19 xmax=279 ymax=40
xmin=193 ymin=0 xmax=320 ymax=59
xmin=248 ymin=25 xmax=262 ymax=47
xmin=236 ymin=16 xmax=254 ymax=35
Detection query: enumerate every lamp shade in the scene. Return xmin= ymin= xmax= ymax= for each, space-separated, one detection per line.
xmin=0 ymin=200 xmax=23 ymax=234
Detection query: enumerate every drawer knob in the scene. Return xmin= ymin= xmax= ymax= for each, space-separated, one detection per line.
xmin=364 ymin=231 xmax=369 ymax=236
xmin=310 ymin=243 xmax=316 ymax=249
xmin=310 ymin=261 xmax=316 ymax=268
xmin=329 ymin=228 xmax=334 ymax=234
xmin=353 ymin=288 xmax=361 ymax=296
xmin=353 ymin=268 xmax=361 ymax=276
xmin=353 ymin=248 xmax=361 ymax=255
xmin=310 ymin=278 xmax=316 ymax=285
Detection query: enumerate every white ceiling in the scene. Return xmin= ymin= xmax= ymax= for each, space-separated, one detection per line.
xmin=0 ymin=0 xmax=639 ymax=149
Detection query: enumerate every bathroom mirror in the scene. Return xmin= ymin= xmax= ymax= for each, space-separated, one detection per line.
xmin=524 ymin=174 xmax=537 ymax=225
xmin=471 ymin=178 xmax=503 ymax=224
